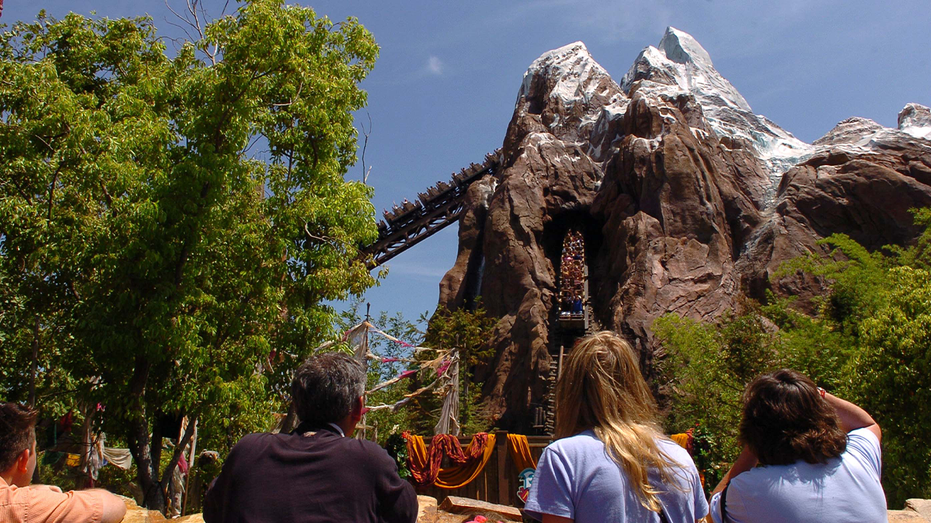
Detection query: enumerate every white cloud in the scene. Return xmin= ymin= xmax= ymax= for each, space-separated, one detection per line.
xmin=426 ymin=55 xmax=445 ymax=75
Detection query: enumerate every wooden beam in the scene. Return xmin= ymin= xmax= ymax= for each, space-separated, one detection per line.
xmin=495 ymin=430 xmax=509 ymax=506
xmin=439 ymin=495 xmax=523 ymax=521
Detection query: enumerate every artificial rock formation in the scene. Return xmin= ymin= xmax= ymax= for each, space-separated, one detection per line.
xmin=437 ymin=27 xmax=931 ymax=431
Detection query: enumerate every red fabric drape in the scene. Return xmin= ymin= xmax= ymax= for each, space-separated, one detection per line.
xmin=403 ymin=432 xmax=495 ymax=488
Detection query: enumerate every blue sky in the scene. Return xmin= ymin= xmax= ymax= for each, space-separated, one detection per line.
xmin=4 ymin=1 xmax=930 ymax=330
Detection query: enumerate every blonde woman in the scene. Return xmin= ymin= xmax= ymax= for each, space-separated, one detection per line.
xmin=524 ymin=331 xmax=707 ymax=523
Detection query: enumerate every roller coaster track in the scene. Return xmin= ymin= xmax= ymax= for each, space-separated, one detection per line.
xmin=363 ymin=150 xmax=500 ymax=268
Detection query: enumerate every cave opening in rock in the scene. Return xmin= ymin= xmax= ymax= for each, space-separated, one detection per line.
xmin=535 ymin=223 xmax=602 ymax=434
xmin=546 ymin=217 xmax=605 ymax=345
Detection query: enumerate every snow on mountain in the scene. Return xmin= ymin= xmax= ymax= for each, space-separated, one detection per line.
xmin=517 ymin=42 xmax=615 ymax=109
xmin=621 ymin=28 xmax=751 ymax=113
xmin=812 ymin=117 xmax=887 ymax=147
xmin=899 ymin=103 xmax=931 ymax=140
xmin=513 ymin=29 xmax=929 ymax=199
xmin=812 ymin=104 xmax=931 ymax=159
xmin=515 ymin=41 xmax=628 ymax=158
xmin=620 ymin=27 xmax=813 ymax=187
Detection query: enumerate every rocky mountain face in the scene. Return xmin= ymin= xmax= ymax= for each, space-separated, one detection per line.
xmin=437 ymin=27 xmax=931 ymax=431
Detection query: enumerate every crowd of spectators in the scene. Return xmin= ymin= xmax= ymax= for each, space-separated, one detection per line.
xmin=559 ymin=230 xmax=586 ymax=316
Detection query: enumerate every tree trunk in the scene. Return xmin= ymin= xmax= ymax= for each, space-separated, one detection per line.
xmin=161 ymin=417 xmax=198 ymax=515
xmin=126 ymin=355 xmax=168 ymax=513
xmin=28 ymin=315 xmax=39 ymax=407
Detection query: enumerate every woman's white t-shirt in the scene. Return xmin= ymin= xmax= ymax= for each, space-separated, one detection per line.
xmin=525 ymin=430 xmax=708 ymax=523
xmin=710 ymin=428 xmax=886 ymax=523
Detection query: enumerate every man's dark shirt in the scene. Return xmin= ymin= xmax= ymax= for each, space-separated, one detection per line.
xmin=204 ymin=424 xmax=417 ymax=523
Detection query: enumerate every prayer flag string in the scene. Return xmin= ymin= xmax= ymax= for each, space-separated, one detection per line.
xmin=315 ymin=321 xmax=459 ymax=416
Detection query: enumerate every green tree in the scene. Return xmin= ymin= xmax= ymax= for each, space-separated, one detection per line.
xmin=782 ymin=210 xmax=931 ymax=505
xmin=852 ymin=266 xmax=931 ymax=505
xmin=655 ymin=304 xmax=777 ymax=487
xmin=335 ymin=300 xmax=426 ymax=444
xmin=657 ymin=208 xmax=931 ymax=505
xmin=0 ymin=1 xmax=378 ymax=511
xmin=654 ymin=297 xmax=849 ymax=490
xmin=415 ymin=304 xmax=497 ymax=435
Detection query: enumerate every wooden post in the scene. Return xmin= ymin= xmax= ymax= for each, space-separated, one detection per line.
xmin=583 ymin=262 xmax=590 ymax=332
xmin=181 ymin=420 xmax=198 ymax=516
xmin=495 ymin=430 xmax=509 ymax=506
xmin=558 ymin=345 xmax=565 ymax=380
xmin=357 ymin=316 xmax=370 ymax=440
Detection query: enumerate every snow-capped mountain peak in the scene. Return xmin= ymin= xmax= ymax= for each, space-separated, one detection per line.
xmin=515 ymin=40 xmax=626 ymax=148
xmin=514 ymin=29 xmax=929 ymax=197
xmin=659 ymin=27 xmax=714 ymax=69
xmin=620 ymin=27 xmax=811 ymax=186
xmin=810 ymin=104 xmax=931 ymax=160
xmin=622 ymin=26 xmax=752 ymax=114
xmin=517 ymin=41 xmax=616 ymax=108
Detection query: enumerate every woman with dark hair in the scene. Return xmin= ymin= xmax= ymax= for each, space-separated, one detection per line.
xmin=710 ymin=369 xmax=886 ymax=523
xmin=524 ymin=331 xmax=707 ymax=522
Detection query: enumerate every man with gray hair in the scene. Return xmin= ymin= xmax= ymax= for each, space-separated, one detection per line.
xmin=204 ymin=352 xmax=417 ymax=522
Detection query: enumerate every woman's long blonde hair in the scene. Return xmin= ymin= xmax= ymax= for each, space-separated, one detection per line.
xmin=555 ymin=331 xmax=679 ymax=513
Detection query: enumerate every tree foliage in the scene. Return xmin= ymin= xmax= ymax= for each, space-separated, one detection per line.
xmin=656 ymin=208 xmax=931 ymax=506
xmin=787 ymin=209 xmax=931 ymax=505
xmin=0 ymin=1 xmax=378 ymax=510
xmin=853 ymin=266 xmax=931 ymax=504
xmin=655 ymin=296 xmax=851 ymax=490
xmin=335 ymin=300 xmax=426 ymax=445
xmin=414 ymin=304 xmax=497 ymax=436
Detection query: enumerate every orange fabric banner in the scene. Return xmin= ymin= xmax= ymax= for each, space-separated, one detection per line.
xmin=506 ymin=433 xmax=536 ymax=470
xmin=671 ymin=430 xmax=705 ymax=488
xmin=404 ymin=432 xmax=496 ymax=489
xmin=670 ymin=432 xmax=692 ymax=452
xmin=671 ymin=428 xmax=697 ymax=457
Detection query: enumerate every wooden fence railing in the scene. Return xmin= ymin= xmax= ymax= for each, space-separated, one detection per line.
xmin=414 ymin=431 xmax=551 ymax=508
